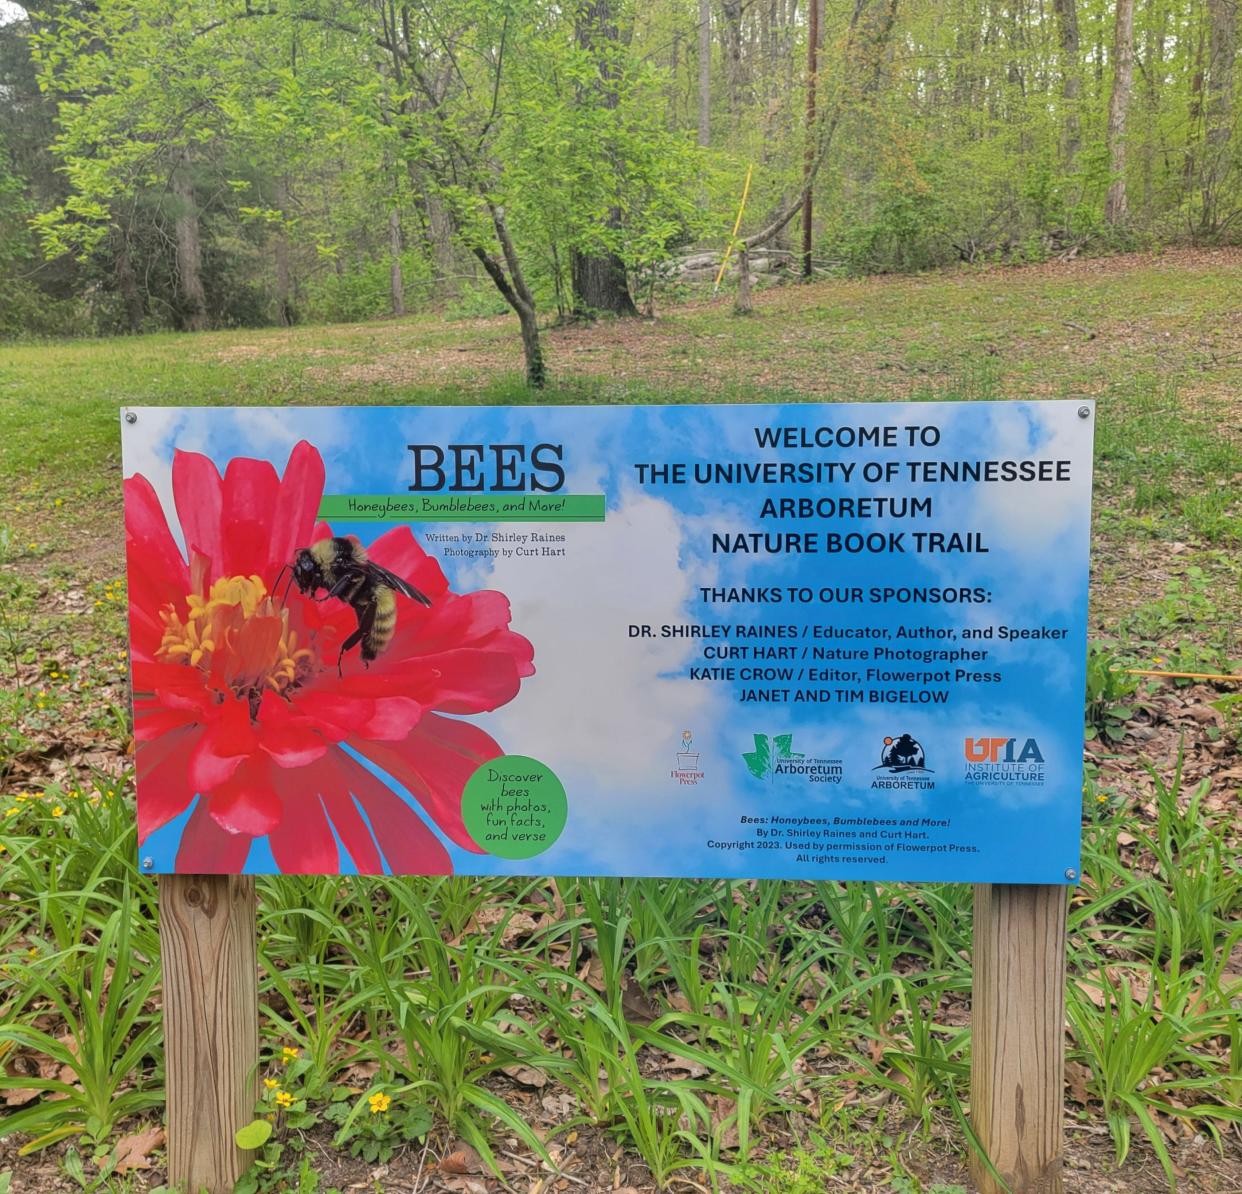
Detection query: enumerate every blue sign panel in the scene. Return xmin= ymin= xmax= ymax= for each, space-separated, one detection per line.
xmin=123 ymin=401 xmax=1093 ymax=882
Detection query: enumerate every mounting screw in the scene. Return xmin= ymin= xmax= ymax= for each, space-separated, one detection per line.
xmin=125 ymin=411 xmax=138 ymax=424
xmin=141 ymin=857 xmax=153 ymax=870
xmin=1077 ymin=406 xmax=1090 ymax=419
xmin=1064 ymin=868 xmax=1078 ymax=881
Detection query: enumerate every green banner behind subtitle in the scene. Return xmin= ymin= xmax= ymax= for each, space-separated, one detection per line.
xmin=317 ymin=494 xmax=606 ymax=523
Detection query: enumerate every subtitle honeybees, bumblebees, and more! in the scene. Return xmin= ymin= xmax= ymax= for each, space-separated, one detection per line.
xmin=278 ymin=536 xmax=431 ymax=674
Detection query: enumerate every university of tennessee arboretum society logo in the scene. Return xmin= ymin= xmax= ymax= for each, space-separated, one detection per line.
xmin=743 ymin=734 xmax=842 ymax=784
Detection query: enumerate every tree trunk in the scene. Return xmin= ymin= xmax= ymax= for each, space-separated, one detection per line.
xmin=571 ymin=0 xmax=638 ymax=318
xmin=802 ymin=0 xmax=819 ymax=278
xmin=516 ymin=304 xmax=546 ymax=388
xmin=698 ymin=0 xmax=712 ymax=145
xmin=572 ymin=250 xmax=638 ymax=316
xmin=471 ymin=205 xmax=546 ymax=388
xmin=1201 ymin=0 xmax=1237 ymax=232
xmin=114 ymin=232 xmax=144 ymax=334
xmin=721 ymin=0 xmax=746 ymax=111
xmin=1141 ymin=0 xmax=1166 ymax=210
xmin=1104 ymin=0 xmax=1134 ymax=225
xmin=172 ymin=155 xmax=208 ymax=331
xmin=274 ymin=236 xmax=292 ymax=326
xmin=734 ymin=243 xmax=753 ymax=314
xmin=274 ymin=177 xmax=293 ymax=327
xmin=423 ymin=186 xmax=457 ymax=301
xmin=388 ymin=206 xmax=406 ymax=317
xmin=1052 ymin=0 xmax=1081 ymax=167
xmin=1184 ymin=28 xmax=1205 ymax=192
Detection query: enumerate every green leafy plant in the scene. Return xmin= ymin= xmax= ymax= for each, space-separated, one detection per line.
xmin=1084 ymin=640 xmax=1141 ymax=742
xmin=0 ymin=898 xmax=163 ymax=1152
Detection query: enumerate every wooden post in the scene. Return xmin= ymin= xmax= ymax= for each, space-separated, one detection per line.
xmin=159 ymin=875 xmax=259 ymax=1194
xmin=970 ymin=883 xmax=1068 ymax=1193
xmin=802 ymin=0 xmax=819 ymax=278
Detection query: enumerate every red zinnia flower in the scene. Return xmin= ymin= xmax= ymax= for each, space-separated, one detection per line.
xmin=126 ymin=441 xmax=534 ymax=873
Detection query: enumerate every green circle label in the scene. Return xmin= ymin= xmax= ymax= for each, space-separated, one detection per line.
xmin=461 ymin=755 xmax=567 ymax=860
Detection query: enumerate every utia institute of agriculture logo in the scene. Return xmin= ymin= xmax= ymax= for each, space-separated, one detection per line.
xmin=743 ymin=733 xmax=842 ymax=784
xmin=871 ymin=732 xmax=935 ymax=791
xmin=963 ymin=736 xmax=1046 ymax=786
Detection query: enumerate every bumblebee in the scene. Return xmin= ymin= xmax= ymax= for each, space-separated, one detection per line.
xmin=283 ymin=537 xmax=431 ymax=673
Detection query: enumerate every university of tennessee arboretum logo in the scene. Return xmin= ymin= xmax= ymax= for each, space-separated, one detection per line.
xmin=871 ymin=732 xmax=935 ymax=791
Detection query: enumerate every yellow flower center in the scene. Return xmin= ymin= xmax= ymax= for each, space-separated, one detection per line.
xmin=157 ymin=574 xmax=314 ymax=702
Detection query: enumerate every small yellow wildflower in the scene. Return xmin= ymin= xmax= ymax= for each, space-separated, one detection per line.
xmin=51 ymin=806 xmax=63 ymax=818
xmin=275 ymin=1090 xmax=294 ymax=1109
xmin=0 ymin=843 xmax=7 ymax=854
xmin=368 ymin=1091 xmax=392 ymax=1114
xmin=280 ymin=1046 xmax=299 ymax=1064
xmin=1097 ymin=795 xmax=1107 ymax=803
xmin=5 ymin=807 xmax=19 ymax=817
xmin=263 ymin=1077 xmax=279 ymax=1090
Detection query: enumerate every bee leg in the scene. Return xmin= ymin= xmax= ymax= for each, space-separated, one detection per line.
xmin=337 ymin=600 xmax=377 ymax=677
xmin=337 ymin=627 xmax=364 ymax=677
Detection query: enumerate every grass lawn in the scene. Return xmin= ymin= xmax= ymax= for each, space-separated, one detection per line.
xmin=0 ymin=247 xmax=1238 ymax=1193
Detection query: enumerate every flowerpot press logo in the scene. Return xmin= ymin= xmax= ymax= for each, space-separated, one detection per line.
xmin=743 ymin=733 xmax=842 ymax=784
xmin=671 ymin=729 xmax=704 ymax=786
xmin=871 ymin=733 xmax=935 ymax=791
xmin=963 ymin=736 xmax=1046 ymax=786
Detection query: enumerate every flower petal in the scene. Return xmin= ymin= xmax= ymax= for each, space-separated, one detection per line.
xmin=206 ymin=754 xmax=282 ymax=836
xmin=334 ymin=749 xmax=453 ymax=873
xmin=136 ymin=726 xmax=200 ymax=841
xmin=267 ymin=768 xmax=338 ymax=873
xmin=188 ymin=697 xmax=257 ymax=791
xmin=172 ymin=451 xmax=224 ymax=580
xmin=256 ymin=691 xmax=329 ymax=767
xmin=220 ymin=456 xmax=281 ymax=579
xmin=176 ymin=801 xmax=253 ymax=872
xmin=125 ymin=474 xmax=189 ymax=619
xmin=319 ymin=754 xmax=384 ymax=873
xmin=352 ymin=713 xmax=498 ymax=853
xmin=266 ymin=441 xmax=326 ymax=583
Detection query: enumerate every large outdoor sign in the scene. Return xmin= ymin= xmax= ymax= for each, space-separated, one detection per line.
xmin=122 ymin=401 xmax=1093 ymax=881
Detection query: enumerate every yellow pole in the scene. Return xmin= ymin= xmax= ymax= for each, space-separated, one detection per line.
xmin=1124 ymin=669 xmax=1241 ymax=683
xmin=714 ymin=164 xmax=754 ymax=292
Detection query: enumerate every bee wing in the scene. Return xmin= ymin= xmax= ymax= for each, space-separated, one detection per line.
xmin=364 ymin=561 xmax=433 ymax=606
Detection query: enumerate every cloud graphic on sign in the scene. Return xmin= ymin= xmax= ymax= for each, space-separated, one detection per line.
xmin=470 ymin=487 xmax=751 ymax=876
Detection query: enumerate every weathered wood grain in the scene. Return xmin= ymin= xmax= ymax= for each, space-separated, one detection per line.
xmin=159 ymin=874 xmax=259 ymax=1194
xmin=970 ymin=883 xmax=1068 ymax=1193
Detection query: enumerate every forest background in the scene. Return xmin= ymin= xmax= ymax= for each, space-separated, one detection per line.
xmin=0 ymin=0 xmax=1239 ymax=374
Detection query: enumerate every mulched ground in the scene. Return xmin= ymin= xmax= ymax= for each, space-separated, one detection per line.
xmin=3 ymin=1098 xmax=1241 ymax=1192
